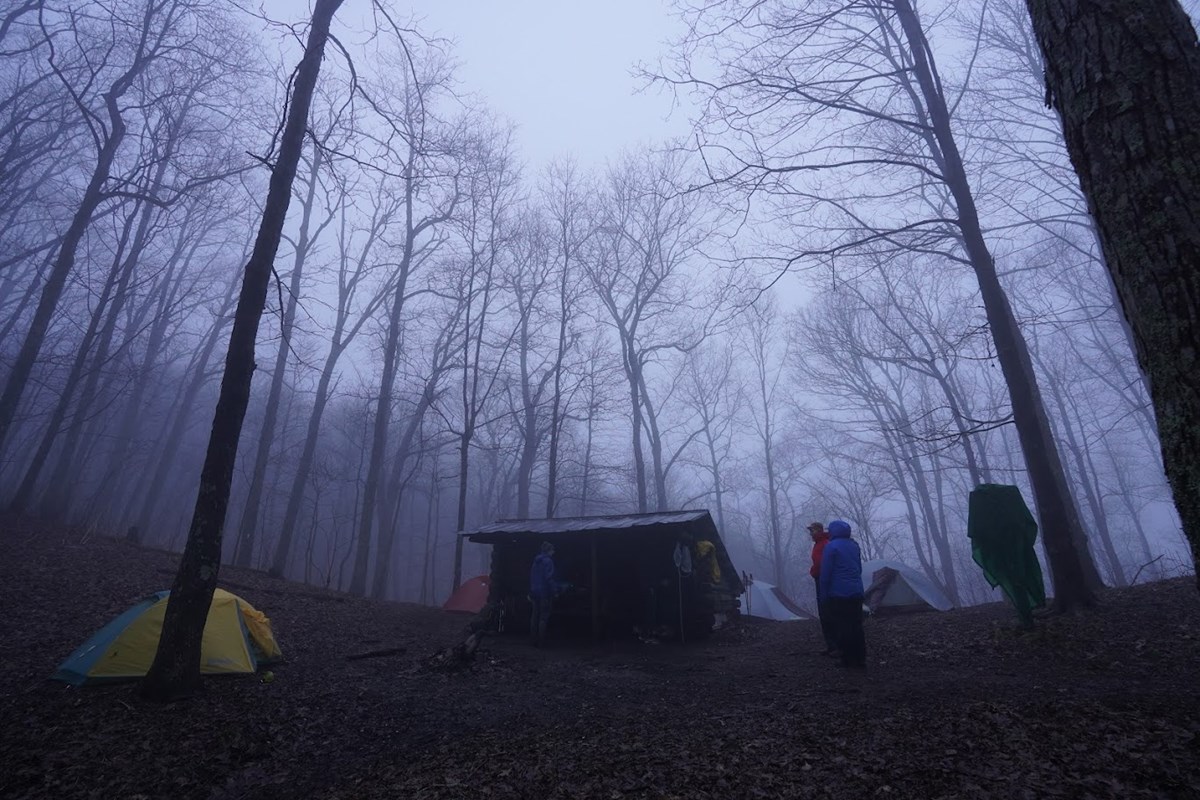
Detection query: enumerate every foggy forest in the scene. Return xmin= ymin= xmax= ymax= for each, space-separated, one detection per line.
xmin=2 ymin=0 xmax=1190 ymax=604
xmin=3 ymin=0 xmax=1200 ymax=797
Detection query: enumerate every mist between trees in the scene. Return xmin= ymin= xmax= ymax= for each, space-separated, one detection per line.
xmin=0 ymin=0 xmax=1191 ymax=611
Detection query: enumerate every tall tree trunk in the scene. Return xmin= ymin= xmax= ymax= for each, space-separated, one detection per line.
xmin=270 ymin=340 xmax=341 ymax=577
xmin=349 ymin=169 xmax=422 ymax=596
xmin=1104 ymin=437 xmax=1158 ymax=578
xmin=8 ymin=209 xmax=138 ymax=511
xmin=140 ymin=0 xmax=343 ymax=701
xmin=267 ymin=208 xmax=393 ymax=578
xmin=1043 ymin=367 xmax=1128 ymax=585
xmin=95 ymin=217 xmax=200 ymax=518
xmin=129 ymin=275 xmax=239 ymax=535
xmin=234 ymin=142 xmax=324 ymax=568
xmin=895 ymin=0 xmax=1100 ymax=608
xmin=372 ymin=384 xmax=438 ymax=598
xmin=515 ymin=315 xmax=539 ymax=518
xmin=581 ymin=393 xmax=596 ymax=515
xmin=544 ymin=251 xmax=571 ymax=518
xmin=623 ymin=344 xmax=649 ymax=513
xmin=420 ymin=463 xmax=439 ymax=604
xmin=703 ymin=427 xmax=726 ymax=534
xmin=350 ymin=299 xmax=403 ymax=596
xmin=452 ymin=428 xmax=471 ymax=589
xmin=42 ymin=168 xmax=169 ymax=513
xmin=1024 ymin=0 xmax=1200 ymax=583
xmin=0 ymin=119 xmax=125 ymax=464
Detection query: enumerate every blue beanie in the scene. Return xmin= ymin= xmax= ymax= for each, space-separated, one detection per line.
xmin=828 ymin=519 xmax=852 ymax=538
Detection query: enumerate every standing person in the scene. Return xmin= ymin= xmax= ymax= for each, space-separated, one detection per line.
xmin=529 ymin=541 xmax=567 ymax=647
xmin=808 ymin=522 xmax=837 ymax=655
xmin=818 ymin=519 xmax=866 ymax=668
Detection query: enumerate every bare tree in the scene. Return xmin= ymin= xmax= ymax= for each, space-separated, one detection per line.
xmin=232 ymin=132 xmax=335 ymax=567
xmin=660 ymin=0 xmax=1099 ymax=607
xmin=586 ymin=149 xmax=716 ymax=512
xmin=540 ymin=159 xmax=592 ymax=518
xmin=741 ymin=297 xmax=790 ymax=586
xmin=680 ymin=341 xmax=743 ymax=534
xmin=0 ymin=0 xmax=231 ymax=463
xmin=448 ymin=126 xmax=520 ymax=590
xmin=141 ymin=0 xmax=344 ymax=701
xmin=344 ymin=50 xmax=464 ymax=596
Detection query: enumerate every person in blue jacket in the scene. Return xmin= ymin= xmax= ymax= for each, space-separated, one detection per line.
xmin=529 ymin=541 xmax=568 ymax=646
xmin=818 ymin=519 xmax=866 ymax=668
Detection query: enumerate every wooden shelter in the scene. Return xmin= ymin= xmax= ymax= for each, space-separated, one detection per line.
xmin=463 ymin=510 xmax=744 ymax=642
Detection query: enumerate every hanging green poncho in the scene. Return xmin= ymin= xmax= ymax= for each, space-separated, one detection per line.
xmin=967 ymin=484 xmax=1047 ymax=627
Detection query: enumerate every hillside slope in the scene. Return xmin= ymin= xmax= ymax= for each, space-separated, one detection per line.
xmin=1 ymin=518 xmax=1198 ymax=799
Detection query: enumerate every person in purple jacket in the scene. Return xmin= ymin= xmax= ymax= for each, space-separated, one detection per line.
xmin=818 ymin=519 xmax=866 ymax=668
xmin=529 ymin=541 xmax=568 ymax=646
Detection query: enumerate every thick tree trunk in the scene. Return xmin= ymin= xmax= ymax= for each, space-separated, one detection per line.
xmin=140 ymin=0 xmax=343 ymax=701
xmin=1024 ymin=0 xmax=1200 ymax=583
xmin=895 ymin=0 xmax=1100 ymax=608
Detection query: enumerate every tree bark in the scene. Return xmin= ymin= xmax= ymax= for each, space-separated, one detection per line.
xmin=1023 ymin=0 xmax=1200 ymax=584
xmin=140 ymin=0 xmax=343 ymax=701
xmin=894 ymin=0 xmax=1099 ymax=608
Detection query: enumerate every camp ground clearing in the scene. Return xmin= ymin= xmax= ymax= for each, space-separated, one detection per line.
xmin=2 ymin=519 xmax=1199 ymax=799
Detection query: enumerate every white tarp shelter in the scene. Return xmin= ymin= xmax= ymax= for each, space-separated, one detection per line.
xmin=862 ymin=559 xmax=954 ymax=613
xmin=744 ymin=580 xmax=808 ymax=621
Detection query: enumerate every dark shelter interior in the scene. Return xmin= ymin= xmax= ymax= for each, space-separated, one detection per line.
xmin=464 ymin=510 xmax=745 ymax=642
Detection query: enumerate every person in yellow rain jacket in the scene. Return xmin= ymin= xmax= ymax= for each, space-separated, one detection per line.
xmin=694 ymin=540 xmax=721 ymax=583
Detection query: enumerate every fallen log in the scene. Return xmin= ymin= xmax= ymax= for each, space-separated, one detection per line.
xmin=346 ymin=647 xmax=408 ymax=661
xmin=425 ymin=631 xmax=483 ymax=671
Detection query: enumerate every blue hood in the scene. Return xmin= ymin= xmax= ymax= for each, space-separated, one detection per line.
xmin=828 ymin=519 xmax=852 ymax=539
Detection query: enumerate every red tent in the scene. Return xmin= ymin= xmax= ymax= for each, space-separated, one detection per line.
xmin=443 ymin=575 xmax=490 ymax=613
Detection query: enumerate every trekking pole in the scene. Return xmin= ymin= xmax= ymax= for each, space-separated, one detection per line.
xmin=677 ymin=564 xmax=685 ymax=645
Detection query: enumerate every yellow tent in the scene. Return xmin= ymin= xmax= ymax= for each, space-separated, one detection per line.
xmin=54 ymin=588 xmax=282 ymax=685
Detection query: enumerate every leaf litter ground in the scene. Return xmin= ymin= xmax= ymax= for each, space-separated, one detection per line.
xmin=1 ymin=517 xmax=1198 ymax=799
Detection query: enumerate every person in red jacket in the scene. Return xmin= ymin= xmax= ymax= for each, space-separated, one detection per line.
xmin=808 ymin=522 xmax=837 ymax=654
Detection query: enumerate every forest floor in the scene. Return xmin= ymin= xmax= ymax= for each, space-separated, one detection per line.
xmin=2 ymin=518 xmax=1199 ymax=800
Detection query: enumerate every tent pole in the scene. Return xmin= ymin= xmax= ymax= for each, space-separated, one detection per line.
xmin=590 ymin=534 xmax=599 ymax=642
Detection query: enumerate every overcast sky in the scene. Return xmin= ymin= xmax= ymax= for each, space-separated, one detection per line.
xmin=258 ymin=1 xmax=692 ymax=169
xmin=410 ymin=1 xmax=696 ymax=167
xmin=404 ymin=0 xmax=690 ymax=166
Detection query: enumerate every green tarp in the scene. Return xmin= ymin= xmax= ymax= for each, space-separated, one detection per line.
xmin=968 ymin=484 xmax=1046 ymax=626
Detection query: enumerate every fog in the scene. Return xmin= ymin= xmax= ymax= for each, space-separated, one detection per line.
xmin=0 ymin=0 xmax=1190 ymax=611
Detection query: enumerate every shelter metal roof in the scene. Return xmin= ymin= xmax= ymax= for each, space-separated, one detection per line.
xmin=464 ymin=509 xmax=713 ymax=540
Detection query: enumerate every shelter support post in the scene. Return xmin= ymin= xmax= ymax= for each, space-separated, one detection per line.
xmin=591 ymin=534 xmax=599 ymax=642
